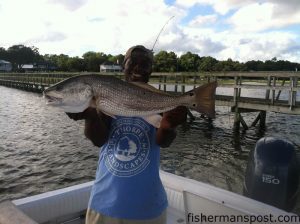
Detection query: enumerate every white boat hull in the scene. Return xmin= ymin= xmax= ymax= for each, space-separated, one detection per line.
xmin=10 ymin=171 xmax=300 ymax=224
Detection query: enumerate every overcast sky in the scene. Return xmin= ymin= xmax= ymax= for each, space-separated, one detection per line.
xmin=0 ymin=0 xmax=299 ymax=62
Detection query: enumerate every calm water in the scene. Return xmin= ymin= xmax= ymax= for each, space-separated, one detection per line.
xmin=1 ymin=85 xmax=300 ymax=211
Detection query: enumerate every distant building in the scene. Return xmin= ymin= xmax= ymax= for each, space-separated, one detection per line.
xmin=21 ymin=64 xmax=35 ymax=71
xmin=0 ymin=60 xmax=12 ymax=72
xmin=21 ymin=62 xmax=57 ymax=72
xmin=100 ymin=62 xmax=122 ymax=72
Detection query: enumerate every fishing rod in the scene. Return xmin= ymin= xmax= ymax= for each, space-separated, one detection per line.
xmin=151 ymin=15 xmax=175 ymax=51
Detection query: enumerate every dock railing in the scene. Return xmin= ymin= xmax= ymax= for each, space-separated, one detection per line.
xmin=150 ymin=72 xmax=299 ymax=110
xmin=150 ymin=72 xmax=299 ymax=129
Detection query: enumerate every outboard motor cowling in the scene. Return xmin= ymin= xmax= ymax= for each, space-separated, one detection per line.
xmin=243 ymin=137 xmax=299 ymax=211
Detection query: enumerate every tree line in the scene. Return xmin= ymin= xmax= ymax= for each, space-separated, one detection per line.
xmin=1 ymin=45 xmax=299 ymax=72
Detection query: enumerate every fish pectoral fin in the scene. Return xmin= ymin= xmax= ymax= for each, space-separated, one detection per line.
xmin=95 ymin=99 xmax=116 ymax=119
xmin=142 ymin=114 xmax=162 ymax=128
xmin=97 ymin=109 xmax=116 ymax=119
xmin=89 ymin=97 xmax=97 ymax=108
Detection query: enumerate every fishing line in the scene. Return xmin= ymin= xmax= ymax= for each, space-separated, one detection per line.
xmin=151 ymin=15 xmax=175 ymax=51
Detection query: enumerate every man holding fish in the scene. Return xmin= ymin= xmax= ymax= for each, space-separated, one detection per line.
xmin=43 ymin=45 xmax=216 ymax=224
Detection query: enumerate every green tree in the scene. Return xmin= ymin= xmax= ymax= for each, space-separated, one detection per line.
xmin=108 ymin=54 xmax=125 ymax=66
xmin=198 ymin=56 xmax=218 ymax=72
xmin=67 ymin=57 xmax=86 ymax=71
xmin=48 ymin=54 xmax=70 ymax=71
xmin=7 ymin=45 xmax=43 ymax=69
xmin=153 ymin=51 xmax=178 ymax=72
xmin=264 ymin=60 xmax=277 ymax=71
xmin=43 ymin=54 xmax=59 ymax=69
xmin=245 ymin=60 xmax=265 ymax=71
xmin=213 ymin=58 xmax=246 ymax=71
xmin=0 ymin=47 xmax=8 ymax=60
xmin=276 ymin=60 xmax=298 ymax=71
xmin=178 ymin=52 xmax=200 ymax=72
xmin=82 ymin=51 xmax=108 ymax=72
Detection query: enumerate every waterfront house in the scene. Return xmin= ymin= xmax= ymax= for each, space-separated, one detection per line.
xmin=0 ymin=60 xmax=12 ymax=72
xmin=100 ymin=62 xmax=122 ymax=72
xmin=21 ymin=62 xmax=57 ymax=72
xmin=21 ymin=64 xmax=35 ymax=71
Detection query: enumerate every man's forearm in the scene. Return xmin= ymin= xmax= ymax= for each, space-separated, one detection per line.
xmin=84 ymin=118 xmax=109 ymax=147
xmin=156 ymin=128 xmax=177 ymax=148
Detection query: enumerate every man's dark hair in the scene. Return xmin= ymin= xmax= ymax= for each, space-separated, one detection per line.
xmin=123 ymin=45 xmax=153 ymax=67
xmin=123 ymin=45 xmax=153 ymax=82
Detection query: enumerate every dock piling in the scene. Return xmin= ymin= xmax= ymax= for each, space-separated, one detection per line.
xmin=233 ymin=76 xmax=241 ymax=131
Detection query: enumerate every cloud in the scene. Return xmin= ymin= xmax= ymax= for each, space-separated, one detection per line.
xmin=175 ymin=0 xmax=253 ymax=15
xmin=87 ymin=17 xmax=105 ymax=23
xmin=175 ymin=0 xmax=204 ymax=9
xmin=157 ymin=31 xmax=200 ymax=54
xmin=175 ymin=0 xmax=300 ymax=18
xmin=209 ymin=0 xmax=253 ymax=15
xmin=271 ymin=0 xmax=300 ymax=16
xmin=239 ymin=38 xmax=251 ymax=45
xmin=26 ymin=32 xmax=67 ymax=44
xmin=279 ymin=40 xmax=300 ymax=62
xmin=47 ymin=0 xmax=89 ymax=11
xmin=189 ymin=14 xmax=217 ymax=27
xmin=156 ymin=25 xmax=226 ymax=57
xmin=228 ymin=2 xmax=300 ymax=32
xmin=0 ymin=0 xmax=299 ymax=63
xmin=215 ymin=31 xmax=300 ymax=62
xmin=200 ymin=38 xmax=226 ymax=55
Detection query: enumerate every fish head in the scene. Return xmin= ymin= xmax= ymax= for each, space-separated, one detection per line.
xmin=43 ymin=77 xmax=93 ymax=113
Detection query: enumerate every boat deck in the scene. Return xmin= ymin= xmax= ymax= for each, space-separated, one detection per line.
xmin=0 ymin=201 xmax=185 ymax=224
xmin=6 ymin=171 xmax=300 ymax=224
xmin=48 ymin=207 xmax=185 ymax=224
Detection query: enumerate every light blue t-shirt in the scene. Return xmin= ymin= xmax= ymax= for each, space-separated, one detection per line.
xmin=88 ymin=116 xmax=168 ymax=220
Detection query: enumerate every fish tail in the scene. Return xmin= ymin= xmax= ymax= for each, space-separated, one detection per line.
xmin=185 ymin=81 xmax=217 ymax=118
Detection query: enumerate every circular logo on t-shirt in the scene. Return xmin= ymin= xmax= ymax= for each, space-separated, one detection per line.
xmin=103 ymin=118 xmax=150 ymax=177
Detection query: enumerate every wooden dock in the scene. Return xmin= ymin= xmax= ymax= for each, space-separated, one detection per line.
xmin=0 ymin=72 xmax=299 ymax=130
xmin=152 ymin=72 xmax=299 ymax=130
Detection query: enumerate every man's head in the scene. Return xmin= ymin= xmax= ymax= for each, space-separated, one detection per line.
xmin=123 ymin=45 xmax=153 ymax=83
